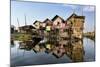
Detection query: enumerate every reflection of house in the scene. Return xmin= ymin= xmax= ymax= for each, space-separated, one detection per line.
xmin=18 ymin=38 xmax=85 ymax=61
xmin=65 ymin=40 xmax=84 ymax=62
xmin=66 ymin=13 xmax=85 ymax=39
xmin=52 ymin=45 xmax=65 ymax=58
xmin=71 ymin=40 xmax=84 ymax=62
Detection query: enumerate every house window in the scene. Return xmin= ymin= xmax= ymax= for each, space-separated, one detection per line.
xmin=57 ymin=22 xmax=60 ymax=25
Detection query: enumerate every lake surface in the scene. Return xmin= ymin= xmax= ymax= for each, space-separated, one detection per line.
xmin=11 ymin=38 xmax=95 ymax=66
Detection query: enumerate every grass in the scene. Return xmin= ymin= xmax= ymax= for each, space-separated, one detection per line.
xmin=11 ymin=33 xmax=32 ymax=41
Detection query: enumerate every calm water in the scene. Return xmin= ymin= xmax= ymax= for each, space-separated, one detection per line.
xmin=11 ymin=38 xmax=95 ymax=66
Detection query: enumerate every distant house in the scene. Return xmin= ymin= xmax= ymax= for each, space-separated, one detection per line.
xmin=44 ymin=18 xmax=52 ymax=31
xmin=51 ymin=15 xmax=70 ymax=38
xmin=41 ymin=22 xmax=46 ymax=28
xmin=31 ymin=13 xmax=85 ymax=39
xmin=66 ymin=13 xmax=85 ymax=39
xmin=52 ymin=15 xmax=65 ymax=29
xmin=33 ymin=20 xmax=41 ymax=29
xmin=11 ymin=25 xmax=15 ymax=34
xmin=19 ymin=25 xmax=36 ymax=33
xmin=44 ymin=18 xmax=52 ymax=26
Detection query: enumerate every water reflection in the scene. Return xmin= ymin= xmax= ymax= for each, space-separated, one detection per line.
xmin=11 ymin=38 xmax=95 ymax=66
xmin=18 ymin=39 xmax=84 ymax=62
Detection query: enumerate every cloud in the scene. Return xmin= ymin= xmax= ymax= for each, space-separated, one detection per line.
xmin=83 ymin=6 xmax=95 ymax=12
xmin=62 ymin=4 xmax=77 ymax=9
xmin=62 ymin=4 xmax=95 ymax=12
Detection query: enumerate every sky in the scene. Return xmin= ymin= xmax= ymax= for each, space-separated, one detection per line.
xmin=11 ymin=1 xmax=95 ymax=32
